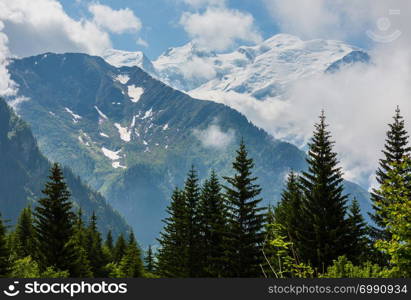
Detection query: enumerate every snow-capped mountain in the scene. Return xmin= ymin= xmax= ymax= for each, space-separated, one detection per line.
xmin=155 ymin=34 xmax=358 ymax=99
xmin=103 ymin=34 xmax=368 ymax=102
xmin=103 ymin=48 xmax=157 ymax=76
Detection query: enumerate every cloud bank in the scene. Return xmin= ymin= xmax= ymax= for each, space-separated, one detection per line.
xmin=0 ymin=0 xmax=111 ymax=57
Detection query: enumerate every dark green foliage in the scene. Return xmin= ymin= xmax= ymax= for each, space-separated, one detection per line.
xmin=85 ymin=212 xmax=107 ymax=277
xmin=113 ymin=234 xmax=127 ymax=263
xmin=68 ymin=208 xmax=93 ymax=277
xmin=198 ymin=170 xmax=227 ymax=277
xmin=370 ymin=106 xmax=411 ymax=239
xmin=0 ymin=214 xmax=11 ymax=277
xmin=157 ymin=188 xmax=189 ymax=277
xmin=223 ymin=140 xmax=266 ymax=277
xmin=183 ymin=166 xmax=202 ymax=277
xmin=144 ymin=245 xmax=154 ymax=273
xmin=274 ymin=171 xmax=304 ymax=254
xmin=34 ymin=163 xmax=76 ymax=272
xmin=118 ymin=232 xmax=143 ymax=277
xmin=346 ymin=199 xmax=370 ymax=264
xmin=298 ymin=112 xmax=350 ymax=270
xmin=105 ymin=230 xmax=114 ymax=252
xmin=15 ymin=206 xmax=37 ymax=259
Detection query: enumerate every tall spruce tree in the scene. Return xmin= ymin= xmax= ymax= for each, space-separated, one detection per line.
xmin=183 ymin=166 xmax=202 ymax=277
xmin=34 ymin=163 xmax=76 ymax=272
xmin=15 ymin=206 xmax=37 ymax=259
xmin=0 ymin=214 xmax=11 ymax=277
xmin=275 ymin=171 xmax=304 ymax=252
xmin=67 ymin=208 xmax=93 ymax=277
xmin=298 ymin=111 xmax=350 ymax=271
xmin=119 ymin=232 xmax=143 ymax=277
xmin=346 ymin=199 xmax=369 ymax=265
xmin=85 ymin=212 xmax=106 ymax=277
xmin=223 ymin=140 xmax=266 ymax=277
xmin=113 ymin=234 xmax=127 ymax=263
xmin=370 ymin=106 xmax=411 ymax=238
xmin=144 ymin=245 xmax=154 ymax=273
xmin=157 ymin=188 xmax=189 ymax=277
xmin=105 ymin=230 xmax=114 ymax=252
xmin=199 ymin=170 xmax=227 ymax=277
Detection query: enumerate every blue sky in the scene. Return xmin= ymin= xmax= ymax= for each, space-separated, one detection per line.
xmin=58 ymin=0 xmax=281 ymax=59
xmin=2 ymin=0 xmax=386 ymax=60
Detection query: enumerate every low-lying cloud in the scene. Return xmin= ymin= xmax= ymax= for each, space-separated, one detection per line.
xmin=193 ymin=124 xmax=235 ymax=149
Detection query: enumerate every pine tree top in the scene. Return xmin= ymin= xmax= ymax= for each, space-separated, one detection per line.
xmin=377 ymin=106 xmax=411 ymax=183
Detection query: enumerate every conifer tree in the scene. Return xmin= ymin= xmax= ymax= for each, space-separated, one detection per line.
xmin=157 ymin=188 xmax=189 ymax=277
xmin=183 ymin=166 xmax=202 ymax=277
xmin=374 ymin=158 xmax=411 ymax=277
xmin=103 ymin=230 xmax=114 ymax=262
xmin=346 ymin=199 xmax=369 ymax=265
xmin=34 ymin=163 xmax=76 ymax=272
xmin=0 ymin=214 xmax=11 ymax=277
xmin=223 ymin=140 xmax=266 ymax=277
xmin=199 ymin=170 xmax=227 ymax=277
xmin=119 ymin=232 xmax=143 ymax=277
xmin=66 ymin=209 xmax=93 ymax=277
xmin=15 ymin=206 xmax=37 ymax=259
xmin=370 ymin=106 xmax=411 ymax=238
xmin=113 ymin=234 xmax=127 ymax=263
xmin=144 ymin=245 xmax=154 ymax=273
xmin=275 ymin=171 xmax=304 ymax=252
xmin=85 ymin=212 xmax=106 ymax=277
xmin=298 ymin=112 xmax=350 ymax=270
xmin=105 ymin=230 xmax=114 ymax=252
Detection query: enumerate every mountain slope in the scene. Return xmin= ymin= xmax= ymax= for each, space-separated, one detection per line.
xmin=7 ymin=52 xmax=371 ymax=243
xmin=0 ymin=98 xmax=129 ymax=237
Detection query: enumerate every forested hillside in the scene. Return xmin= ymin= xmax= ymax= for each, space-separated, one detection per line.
xmin=0 ymin=98 xmax=129 ymax=237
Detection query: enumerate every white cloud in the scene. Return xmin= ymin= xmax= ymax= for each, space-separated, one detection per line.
xmin=136 ymin=37 xmax=148 ymax=48
xmin=0 ymin=0 xmax=111 ymax=57
xmin=277 ymin=47 xmax=411 ymax=187
xmin=263 ymin=0 xmax=408 ymax=42
xmin=89 ymin=3 xmax=142 ymax=34
xmin=180 ymin=56 xmax=216 ymax=81
xmin=193 ymin=123 xmax=235 ymax=149
xmin=180 ymin=7 xmax=262 ymax=51
xmin=0 ymin=20 xmax=15 ymax=96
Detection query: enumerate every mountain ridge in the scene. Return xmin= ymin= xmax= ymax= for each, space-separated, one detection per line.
xmin=6 ymin=51 xmax=371 ymax=244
